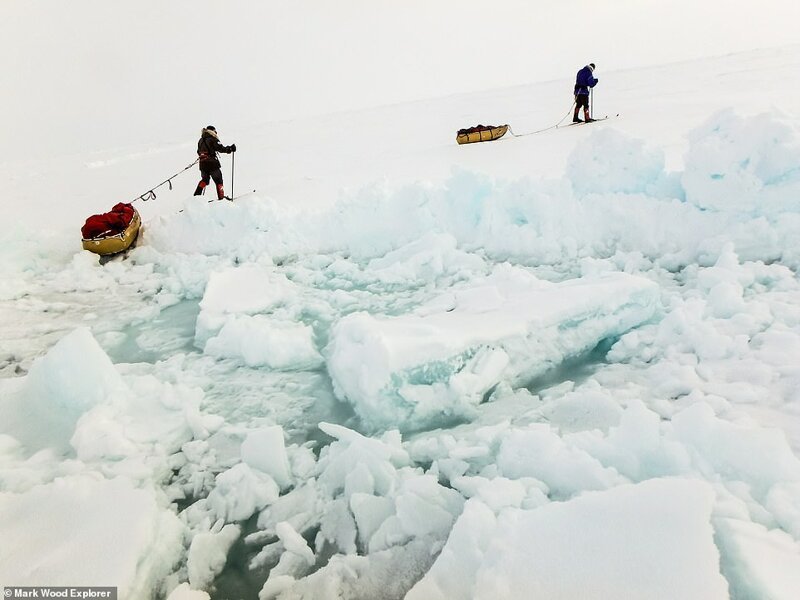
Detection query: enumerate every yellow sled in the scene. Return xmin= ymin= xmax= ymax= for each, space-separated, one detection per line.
xmin=82 ymin=208 xmax=142 ymax=256
xmin=456 ymin=124 xmax=509 ymax=145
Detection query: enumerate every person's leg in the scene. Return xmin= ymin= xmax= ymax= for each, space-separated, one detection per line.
xmin=574 ymin=94 xmax=589 ymax=122
xmin=194 ymin=169 xmax=211 ymax=196
xmin=578 ymin=92 xmax=593 ymax=121
xmin=210 ymin=168 xmax=225 ymax=199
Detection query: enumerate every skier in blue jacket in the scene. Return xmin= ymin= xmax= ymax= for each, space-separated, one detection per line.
xmin=573 ymin=63 xmax=598 ymax=123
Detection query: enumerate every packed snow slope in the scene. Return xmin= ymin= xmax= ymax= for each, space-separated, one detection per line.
xmin=1 ymin=0 xmax=797 ymax=161
xmin=2 ymin=46 xmax=800 ymax=600
xmin=3 ymin=43 xmax=800 ymax=230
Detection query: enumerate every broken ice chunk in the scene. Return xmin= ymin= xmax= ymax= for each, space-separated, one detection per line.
xmin=326 ymin=268 xmax=658 ymax=432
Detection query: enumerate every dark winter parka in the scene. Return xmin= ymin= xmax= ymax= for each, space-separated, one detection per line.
xmin=574 ymin=65 xmax=598 ymax=96
xmin=197 ymin=128 xmax=233 ymax=171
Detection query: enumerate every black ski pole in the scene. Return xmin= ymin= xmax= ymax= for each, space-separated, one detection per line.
xmin=590 ymin=87 xmax=594 ymax=120
xmin=231 ymin=150 xmax=235 ymax=201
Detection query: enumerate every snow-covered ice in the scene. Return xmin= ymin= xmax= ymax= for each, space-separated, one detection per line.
xmin=0 ymin=475 xmax=184 ymax=597
xmin=407 ymin=478 xmax=729 ymax=600
xmin=327 ymin=269 xmax=658 ymax=432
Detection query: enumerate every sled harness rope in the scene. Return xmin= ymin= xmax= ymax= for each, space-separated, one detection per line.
xmin=131 ymin=159 xmax=199 ymax=203
xmin=507 ymin=101 xmax=577 ymax=138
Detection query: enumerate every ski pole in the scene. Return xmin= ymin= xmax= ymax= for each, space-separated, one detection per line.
xmin=590 ymin=87 xmax=594 ymax=120
xmin=230 ymin=151 xmax=235 ymax=200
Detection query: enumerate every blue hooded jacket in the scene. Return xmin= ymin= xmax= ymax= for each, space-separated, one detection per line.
xmin=574 ymin=65 xmax=598 ymax=96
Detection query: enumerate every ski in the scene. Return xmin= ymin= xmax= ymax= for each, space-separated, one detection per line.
xmin=564 ymin=118 xmax=606 ymax=127
xmin=230 ymin=189 xmax=257 ymax=201
xmin=205 ymin=190 xmax=256 ymax=203
xmin=559 ymin=114 xmax=620 ymax=128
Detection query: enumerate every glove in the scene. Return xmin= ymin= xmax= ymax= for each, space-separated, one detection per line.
xmin=230 ymin=144 xmax=237 ymax=153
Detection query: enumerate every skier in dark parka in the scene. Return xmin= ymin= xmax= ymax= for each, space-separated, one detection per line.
xmin=573 ymin=63 xmax=598 ymax=123
xmin=193 ymin=126 xmax=236 ymax=200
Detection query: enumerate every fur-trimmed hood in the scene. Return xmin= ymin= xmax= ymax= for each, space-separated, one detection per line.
xmin=202 ymin=128 xmax=219 ymax=140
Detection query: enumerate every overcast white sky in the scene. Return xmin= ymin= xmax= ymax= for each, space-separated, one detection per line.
xmin=1 ymin=0 xmax=797 ymax=159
